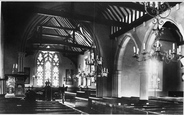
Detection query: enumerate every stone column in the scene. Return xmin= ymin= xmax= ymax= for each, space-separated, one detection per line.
xmin=112 ymin=70 xmax=121 ymax=97
xmin=102 ymin=76 xmax=108 ymax=97
xmin=18 ymin=52 xmax=25 ymax=73
xmin=139 ymin=61 xmax=149 ymax=100
xmin=0 ymin=11 xmax=5 ymax=94
xmin=180 ymin=45 xmax=184 ymax=115
xmin=96 ymin=76 xmax=103 ymax=97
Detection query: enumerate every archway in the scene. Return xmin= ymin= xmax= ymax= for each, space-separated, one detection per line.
xmin=20 ymin=4 xmax=102 ymax=96
xmin=145 ymin=20 xmax=183 ymax=98
xmin=114 ymin=34 xmax=140 ymax=98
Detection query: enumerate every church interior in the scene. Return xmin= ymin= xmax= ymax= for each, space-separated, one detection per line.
xmin=0 ymin=1 xmax=183 ymax=114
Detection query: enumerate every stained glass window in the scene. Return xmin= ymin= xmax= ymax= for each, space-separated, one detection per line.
xmin=36 ymin=50 xmax=59 ymax=87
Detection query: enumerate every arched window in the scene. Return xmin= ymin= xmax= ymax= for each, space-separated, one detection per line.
xmin=36 ymin=51 xmax=59 ymax=87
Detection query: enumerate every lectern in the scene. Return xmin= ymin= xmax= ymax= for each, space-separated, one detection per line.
xmin=5 ymin=74 xmax=27 ymax=98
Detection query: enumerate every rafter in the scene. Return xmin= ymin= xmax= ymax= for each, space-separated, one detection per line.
xmin=42 ymin=33 xmax=71 ymax=38
xmin=53 ymin=17 xmax=74 ymax=42
xmin=41 ymin=25 xmax=78 ymax=31
xmin=110 ymin=2 xmax=180 ymax=39
xmin=31 ymin=39 xmax=92 ymax=49
xmin=36 ymin=7 xmax=129 ymax=27
xmin=110 ymin=14 xmax=152 ymax=39
xmin=26 ymin=47 xmax=84 ymax=55
xmin=99 ymin=2 xmax=145 ymax=12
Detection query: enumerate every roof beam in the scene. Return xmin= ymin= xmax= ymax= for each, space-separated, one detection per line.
xmin=41 ymin=25 xmax=78 ymax=31
xmin=42 ymin=33 xmax=70 ymax=38
xmin=100 ymin=2 xmax=145 ymax=12
xmin=26 ymin=47 xmax=84 ymax=55
xmin=110 ymin=2 xmax=180 ymax=39
xmin=36 ymin=7 xmax=128 ymax=27
xmin=104 ymin=2 xmax=181 ymax=12
xmin=110 ymin=14 xmax=152 ymax=39
xmin=31 ymin=39 xmax=92 ymax=49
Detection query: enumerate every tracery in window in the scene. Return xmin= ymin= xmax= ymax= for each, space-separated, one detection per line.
xmin=36 ymin=51 xmax=59 ymax=87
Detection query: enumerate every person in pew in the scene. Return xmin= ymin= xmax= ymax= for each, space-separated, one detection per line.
xmin=59 ymin=84 xmax=68 ymax=104
xmin=25 ymin=88 xmax=36 ymax=102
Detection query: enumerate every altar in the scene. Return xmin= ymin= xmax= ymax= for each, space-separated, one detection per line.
xmin=5 ymin=74 xmax=27 ymax=98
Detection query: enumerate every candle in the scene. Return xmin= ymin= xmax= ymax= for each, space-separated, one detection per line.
xmin=15 ymin=64 xmax=18 ymax=69
xmin=143 ymin=43 xmax=145 ymax=50
xmin=137 ymin=48 xmax=139 ymax=54
xmin=96 ymin=55 xmax=98 ymax=60
xmin=91 ymin=52 xmax=94 ymax=59
xmin=169 ymin=50 xmax=171 ymax=55
xmin=100 ymin=57 xmax=102 ymax=62
xmin=177 ymin=48 xmax=179 ymax=54
xmin=177 ymin=46 xmax=181 ymax=55
xmin=172 ymin=43 xmax=175 ymax=50
xmin=179 ymin=46 xmax=181 ymax=54
xmin=133 ymin=46 xmax=136 ymax=53
xmin=156 ymin=41 xmax=159 ymax=47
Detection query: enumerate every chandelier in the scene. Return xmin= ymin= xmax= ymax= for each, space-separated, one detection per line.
xmin=133 ymin=2 xmax=183 ymax=63
xmin=143 ymin=2 xmax=171 ymax=18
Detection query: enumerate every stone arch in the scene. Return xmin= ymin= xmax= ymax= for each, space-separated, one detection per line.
xmin=114 ymin=33 xmax=138 ymax=71
xmin=113 ymin=33 xmax=140 ymax=97
xmin=142 ymin=18 xmax=183 ymax=97
xmin=145 ymin=19 xmax=183 ymax=54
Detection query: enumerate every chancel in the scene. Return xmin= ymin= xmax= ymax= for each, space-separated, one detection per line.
xmin=0 ymin=1 xmax=184 ymax=114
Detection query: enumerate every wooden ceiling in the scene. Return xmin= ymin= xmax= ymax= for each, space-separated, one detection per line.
xmin=2 ymin=2 xmax=180 ymax=56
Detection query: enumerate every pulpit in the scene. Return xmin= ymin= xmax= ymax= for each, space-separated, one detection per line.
xmin=5 ymin=74 xmax=27 ymax=98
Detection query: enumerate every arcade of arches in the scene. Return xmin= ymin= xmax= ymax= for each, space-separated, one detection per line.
xmin=1 ymin=2 xmax=184 ymax=102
